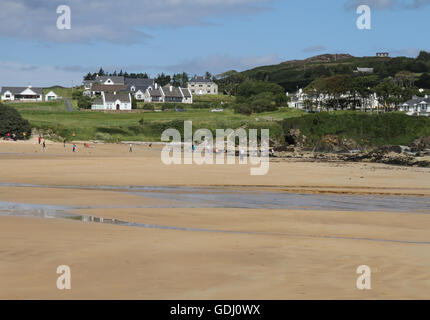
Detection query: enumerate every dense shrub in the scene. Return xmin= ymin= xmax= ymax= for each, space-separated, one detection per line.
xmin=77 ymin=96 xmax=92 ymax=109
xmin=0 ymin=104 xmax=32 ymax=139
xmin=282 ymin=112 xmax=430 ymax=147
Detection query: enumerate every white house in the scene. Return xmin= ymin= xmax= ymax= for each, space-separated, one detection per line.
xmin=1 ymin=86 xmax=43 ymax=102
xmin=399 ymin=96 xmax=430 ymax=116
xmin=143 ymin=84 xmax=193 ymax=104
xmin=45 ymin=91 xmax=60 ymax=101
xmin=125 ymin=78 xmax=155 ymax=101
xmin=188 ymin=76 xmax=218 ymax=95
xmin=180 ymin=87 xmax=193 ymax=104
xmin=144 ymin=84 xmax=165 ymax=103
xmin=91 ymin=92 xmax=132 ymax=111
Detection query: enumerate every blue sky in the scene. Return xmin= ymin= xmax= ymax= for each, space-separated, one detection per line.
xmin=0 ymin=0 xmax=429 ymax=87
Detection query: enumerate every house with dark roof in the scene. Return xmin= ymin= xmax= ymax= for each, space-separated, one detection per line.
xmin=1 ymin=86 xmax=44 ymax=102
xmin=144 ymin=84 xmax=164 ymax=103
xmin=91 ymin=92 xmax=132 ymax=111
xmin=96 ymin=76 xmax=125 ymax=85
xmin=180 ymin=87 xmax=193 ymax=104
xmin=91 ymin=84 xmax=128 ymax=97
xmin=399 ymin=96 xmax=430 ymax=116
xmin=125 ymin=78 xmax=155 ymax=100
xmin=83 ymin=76 xmax=125 ymax=95
xmin=187 ymin=76 xmax=218 ymax=95
xmin=142 ymin=84 xmax=193 ymax=104
xmin=163 ymin=84 xmax=184 ymax=103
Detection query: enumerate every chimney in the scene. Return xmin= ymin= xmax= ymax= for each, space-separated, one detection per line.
xmin=155 ymin=83 xmax=158 ymax=89
xmin=170 ymin=86 xmax=173 ymax=92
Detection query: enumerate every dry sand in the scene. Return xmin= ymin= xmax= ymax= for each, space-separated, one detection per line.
xmin=0 ymin=140 xmax=429 ymax=299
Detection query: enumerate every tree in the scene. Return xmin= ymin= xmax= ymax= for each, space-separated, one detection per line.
xmin=374 ymin=78 xmax=399 ymax=112
xmin=131 ymin=97 xmax=137 ymax=110
xmin=97 ymin=67 xmax=105 ymax=76
xmin=417 ymin=73 xmax=430 ymax=89
xmin=72 ymin=90 xmax=83 ymax=100
xmin=205 ymin=71 xmax=212 ymax=79
xmin=395 ymin=71 xmax=415 ymax=88
xmin=323 ymin=75 xmax=352 ymax=110
xmin=181 ymin=72 xmax=189 ymax=87
xmin=77 ymin=96 xmax=92 ymax=109
xmin=0 ymin=104 xmax=31 ymax=140
xmin=84 ymin=72 xmax=94 ymax=80
xmin=156 ymin=73 xmax=171 ymax=86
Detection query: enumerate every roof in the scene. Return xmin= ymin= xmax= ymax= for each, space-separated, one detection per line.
xmin=356 ymin=68 xmax=374 ymax=73
xmin=188 ymin=76 xmax=213 ymax=84
xmin=163 ymin=85 xmax=183 ymax=98
xmin=147 ymin=88 xmax=163 ymax=97
xmin=125 ymin=78 xmax=154 ymax=87
xmin=401 ymin=97 xmax=430 ymax=106
xmin=92 ymin=84 xmax=128 ymax=92
xmin=96 ymin=76 xmax=125 ymax=84
xmin=181 ymin=88 xmax=192 ymax=98
xmin=92 ymin=98 xmax=104 ymax=105
xmin=1 ymin=86 xmax=43 ymax=95
xmin=104 ymin=92 xmax=131 ymax=103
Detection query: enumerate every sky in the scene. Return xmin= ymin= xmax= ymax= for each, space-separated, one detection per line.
xmin=0 ymin=0 xmax=429 ymax=87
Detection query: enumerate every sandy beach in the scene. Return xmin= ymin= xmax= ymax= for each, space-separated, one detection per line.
xmin=0 ymin=139 xmax=429 ymax=299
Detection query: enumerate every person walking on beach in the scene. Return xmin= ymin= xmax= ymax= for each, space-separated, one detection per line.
xmin=240 ymin=149 xmax=245 ymax=162
xmin=72 ymin=144 xmax=76 ymax=153
xmin=38 ymin=135 xmax=41 ymax=144
xmin=129 ymin=143 xmax=133 ymax=153
xmin=42 ymin=140 xmax=46 ymax=152
xmin=63 ymin=139 xmax=66 ymax=148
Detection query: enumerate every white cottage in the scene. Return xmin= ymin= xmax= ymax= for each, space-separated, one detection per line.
xmin=1 ymin=86 xmax=43 ymax=102
xmin=91 ymin=92 xmax=132 ymax=111
xmin=45 ymin=91 xmax=59 ymax=101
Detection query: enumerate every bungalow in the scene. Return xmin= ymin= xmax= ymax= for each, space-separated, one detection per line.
xmin=1 ymin=86 xmax=43 ymax=102
xmin=399 ymin=96 xmax=430 ymax=116
xmin=45 ymin=91 xmax=60 ymax=101
xmin=91 ymin=92 xmax=132 ymax=111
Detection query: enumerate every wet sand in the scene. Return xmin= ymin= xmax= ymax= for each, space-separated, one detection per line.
xmin=0 ymin=140 xmax=429 ymax=299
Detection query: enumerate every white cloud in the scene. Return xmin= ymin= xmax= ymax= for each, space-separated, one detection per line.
xmin=0 ymin=61 xmax=82 ymax=87
xmin=0 ymin=0 xmax=272 ymax=44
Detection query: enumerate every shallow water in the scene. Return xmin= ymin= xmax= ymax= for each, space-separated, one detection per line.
xmin=1 ymin=200 xmax=429 ymax=245
xmin=0 ymin=182 xmax=429 ymax=213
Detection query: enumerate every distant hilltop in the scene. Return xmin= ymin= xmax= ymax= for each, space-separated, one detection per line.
xmin=217 ymin=51 xmax=429 ymax=92
xmin=282 ymin=54 xmax=354 ymax=65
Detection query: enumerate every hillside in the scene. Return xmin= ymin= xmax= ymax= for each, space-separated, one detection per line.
xmin=218 ymin=52 xmax=430 ymax=93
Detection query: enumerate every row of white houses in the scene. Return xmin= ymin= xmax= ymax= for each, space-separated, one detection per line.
xmin=1 ymin=86 xmax=60 ymax=102
xmin=84 ymin=76 xmax=194 ymax=110
xmin=288 ymin=89 xmax=430 ymax=116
